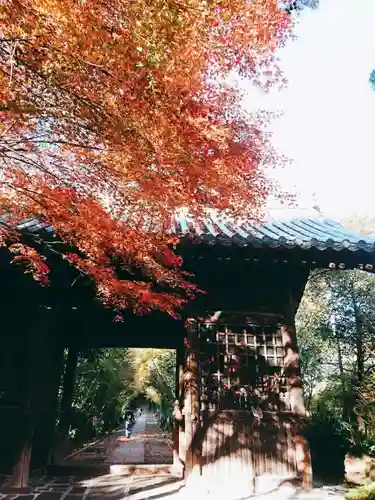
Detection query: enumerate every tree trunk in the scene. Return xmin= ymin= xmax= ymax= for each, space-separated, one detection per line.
xmin=305 ymin=386 xmax=313 ymax=413
xmin=350 ymin=281 xmax=366 ymax=437
xmin=354 ymin=311 xmax=364 ymax=386
xmin=329 ymin=315 xmax=348 ymax=421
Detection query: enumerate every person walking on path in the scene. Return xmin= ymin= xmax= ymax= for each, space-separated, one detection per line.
xmin=124 ymin=408 xmax=135 ymax=438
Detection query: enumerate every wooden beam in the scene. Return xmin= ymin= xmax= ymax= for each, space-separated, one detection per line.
xmin=183 ymin=321 xmax=201 ymax=481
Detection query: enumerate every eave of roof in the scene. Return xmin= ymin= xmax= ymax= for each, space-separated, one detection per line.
xmin=171 ymin=214 xmax=375 ymax=253
xmin=8 ymin=212 xmax=375 ymax=254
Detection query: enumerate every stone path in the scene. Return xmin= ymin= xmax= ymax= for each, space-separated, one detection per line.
xmin=0 ymin=411 xmax=349 ymax=500
xmin=143 ymin=414 xmax=172 ymax=465
xmin=0 ymin=411 xmax=177 ymax=499
xmin=67 ymin=412 xmax=172 ymax=466
xmin=0 ymin=476 xmax=349 ymax=500
xmin=0 ymin=472 xmax=184 ymax=500
xmin=173 ymin=479 xmax=348 ymax=500
xmin=105 ymin=414 xmax=146 ymax=464
xmin=0 ymin=473 xmax=349 ymax=500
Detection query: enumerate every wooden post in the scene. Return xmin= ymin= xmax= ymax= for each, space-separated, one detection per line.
xmin=282 ymin=294 xmax=312 ymax=489
xmin=29 ymin=308 xmax=64 ymax=470
xmin=172 ymin=344 xmax=184 ymax=475
xmin=184 ymin=320 xmax=201 ymax=481
xmin=33 ymin=342 xmax=64 ymax=469
xmin=0 ymin=325 xmax=28 ymax=474
xmin=178 ymin=349 xmax=186 ymax=465
xmin=53 ymin=345 xmax=79 ymax=463
xmin=4 ymin=310 xmax=49 ymax=492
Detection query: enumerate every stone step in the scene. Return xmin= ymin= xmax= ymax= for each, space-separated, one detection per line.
xmin=47 ymin=462 xmax=182 ymax=478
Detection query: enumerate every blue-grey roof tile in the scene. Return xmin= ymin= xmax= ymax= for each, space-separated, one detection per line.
xmin=172 ymin=215 xmax=375 ymax=252
xmin=7 ymin=214 xmax=375 ymax=254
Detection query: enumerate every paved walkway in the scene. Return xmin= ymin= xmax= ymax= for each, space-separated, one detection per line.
xmin=177 ymin=480 xmax=348 ymax=500
xmin=0 ymin=472 xmax=184 ymax=500
xmin=0 ymin=411 xmax=349 ymax=500
xmin=105 ymin=413 xmax=146 ymax=464
xmin=67 ymin=411 xmax=172 ymax=465
xmin=0 ymin=475 xmax=348 ymax=500
xmin=0 ymin=411 xmax=178 ymax=499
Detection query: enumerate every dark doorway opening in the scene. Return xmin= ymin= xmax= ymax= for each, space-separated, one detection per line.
xmin=56 ymin=348 xmax=176 ymax=469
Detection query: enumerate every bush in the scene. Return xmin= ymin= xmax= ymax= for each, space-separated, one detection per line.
xmin=355 ymin=437 xmax=375 ymax=458
xmin=345 ymin=482 xmax=375 ymax=500
xmin=303 ymin=412 xmax=351 ymax=481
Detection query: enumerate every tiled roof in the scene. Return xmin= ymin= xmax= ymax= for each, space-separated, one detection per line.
xmin=171 ymin=213 xmax=375 ymax=252
xmin=15 ymin=218 xmax=54 ymax=234
xmin=11 ymin=214 xmax=375 ymax=253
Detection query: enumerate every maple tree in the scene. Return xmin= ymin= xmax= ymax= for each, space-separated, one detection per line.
xmin=0 ymin=0 xmax=292 ymax=317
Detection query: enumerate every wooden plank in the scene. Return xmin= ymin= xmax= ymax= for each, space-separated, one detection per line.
xmin=194 ymin=309 xmax=311 ymax=491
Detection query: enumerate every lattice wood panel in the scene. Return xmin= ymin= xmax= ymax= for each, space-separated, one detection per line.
xmin=198 ymin=313 xmax=289 ymax=412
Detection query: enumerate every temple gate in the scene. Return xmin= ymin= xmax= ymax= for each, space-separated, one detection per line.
xmin=172 ymin=213 xmax=375 ymax=492
xmin=0 ymin=211 xmax=374 ymax=493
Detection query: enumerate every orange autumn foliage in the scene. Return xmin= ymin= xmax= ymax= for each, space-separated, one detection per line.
xmin=0 ymin=0 xmax=292 ymax=316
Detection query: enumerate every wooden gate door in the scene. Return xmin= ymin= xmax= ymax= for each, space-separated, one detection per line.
xmin=193 ymin=312 xmax=299 ymax=493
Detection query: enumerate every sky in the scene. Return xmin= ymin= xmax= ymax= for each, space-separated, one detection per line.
xmin=240 ymin=0 xmax=375 ymax=220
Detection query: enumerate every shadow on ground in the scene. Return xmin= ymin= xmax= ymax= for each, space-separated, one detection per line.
xmin=0 ymin=472 xmax=184 ymax=500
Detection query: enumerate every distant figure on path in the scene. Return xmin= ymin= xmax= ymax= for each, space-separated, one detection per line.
xmin=124 ymin=408 xmax=135 ymax=438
